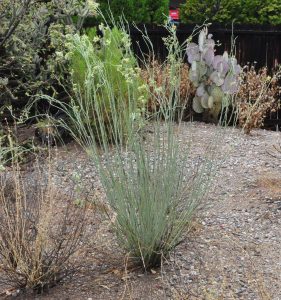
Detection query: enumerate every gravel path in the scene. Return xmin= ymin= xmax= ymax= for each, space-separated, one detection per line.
xmin=9 ymin=122 xmax=281 ymax=300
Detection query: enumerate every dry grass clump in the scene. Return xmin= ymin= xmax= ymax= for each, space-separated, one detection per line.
xmin=141 ymin=60 xmax=195 ymax=113
xmin=236 ymin=66 xmax=281 ymax=133
xmin=257 ymin=176 xmax=281 ymax=198
xmin=0 ymin=160 xmax=88 ymax=295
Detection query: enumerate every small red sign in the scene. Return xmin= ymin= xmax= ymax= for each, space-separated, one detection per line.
xmin=169 ymin=9 xmax=180 ymax=20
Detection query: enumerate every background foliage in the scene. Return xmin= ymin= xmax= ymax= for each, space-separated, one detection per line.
xmin=181 ymin=0 xmax=281 ymax=25
xmin=98 ymin=0 xmax=169 ymax=24
xmin=0 ymin=0 xmax=96 ymax=114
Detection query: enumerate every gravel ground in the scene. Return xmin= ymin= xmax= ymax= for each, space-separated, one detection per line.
xmin=3 ymin=122 xmax=281 ymax=300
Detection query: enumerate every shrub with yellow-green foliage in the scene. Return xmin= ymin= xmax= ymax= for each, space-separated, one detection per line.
xmin=64 ymin=25 xmax=148 ymax=143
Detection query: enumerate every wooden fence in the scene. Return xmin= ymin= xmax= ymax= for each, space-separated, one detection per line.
xmin=129 ymin=24 xmax=281 ymax=70
xmin=129 ymin=24 xmax=281 ymax=130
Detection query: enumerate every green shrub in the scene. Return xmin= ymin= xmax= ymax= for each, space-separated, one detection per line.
xmin=180 ymin=0 xmax=281 ymax=25
xmin=65 ymin=25 xmax=148 ymax=143
xmin=98 ymin=0 xmax=169 ymax=24
xmin=0 ymin=0 xmax=98 ymax=112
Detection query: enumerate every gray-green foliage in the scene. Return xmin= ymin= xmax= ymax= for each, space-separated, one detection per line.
xmin=44 ymin=24 xmax=217 ymax=268
xmin=186 ymin=27 xmax=241 ymax=123
xmin=0 ymin=0 xmax=97 ymax=110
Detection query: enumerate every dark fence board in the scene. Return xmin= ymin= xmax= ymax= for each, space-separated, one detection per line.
xmin=129 ymin=24 xmax=281 ymax=70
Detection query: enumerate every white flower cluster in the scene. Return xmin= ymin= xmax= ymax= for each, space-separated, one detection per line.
xmin=87 ymin=0 xmax=99 ymax=16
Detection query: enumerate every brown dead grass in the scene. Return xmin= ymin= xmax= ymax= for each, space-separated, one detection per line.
xmin=256 ymin=175 xmax=281 ymax=199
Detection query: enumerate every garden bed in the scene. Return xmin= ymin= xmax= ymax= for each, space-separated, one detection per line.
xmin=3 ymin=122 xmax=280 ymax=300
